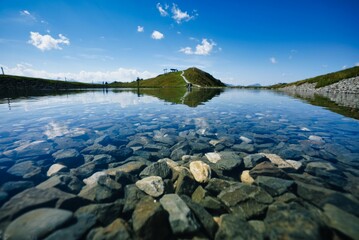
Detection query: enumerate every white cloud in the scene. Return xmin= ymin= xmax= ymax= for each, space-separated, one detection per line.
xmin=171 ymin=4 xmax=195 ymax=23
xmin=355 ymin=62 xmax=359 ymax=67
xmin=2 ymin=64 xmax=156 ymax=83
xmin=151 ymin=30 xmax=164 ymax=40
xmin=20 ymin=10 xmax=31 ymax=16
xmin=20 ymin=10 xmax=36 ymax=21
xmin=270 ymin=57 xmax=277 ymax=64
xmin=28 ymin=32 xmax=70 ymax=51
xmin=180 ymin=39 xmax=216 ymax=56
xmin=342 ymin=65 xmax=347 ymax=69
xmin=156 ymin=3 xmax=169 ymax=16
xmin=137 ymin=26 xmax=144 ymax=32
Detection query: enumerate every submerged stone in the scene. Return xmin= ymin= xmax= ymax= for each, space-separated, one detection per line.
xmin=132 ymin=196 xmax=171 ymax=240
xmin=139 ymin=161 xmax=171 ymax=179
xmin=136 ymin=176 xmax=165 ymax=197
xmin=4 ymin=208 xmax=73 ymax=240
xmin=160 ymin=194 xmax=200 ymax=235
xmin=189 ymin=161 xmax=211 ymax=183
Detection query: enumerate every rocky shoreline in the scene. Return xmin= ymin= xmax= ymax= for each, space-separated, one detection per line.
xmin=279 ymin=76 xmax=359 ymax=94
xmin=1 ymin=133 xmax=359 ymax=239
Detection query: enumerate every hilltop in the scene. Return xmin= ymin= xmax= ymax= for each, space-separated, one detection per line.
xmin=271 ymin=66 xmax=359 ymax=93
xmin=110 ymin=67 xmax=226 ymax=88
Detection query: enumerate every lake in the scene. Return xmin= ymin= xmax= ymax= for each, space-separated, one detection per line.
xmin=0 ymin=88 xmax=359 ymax=239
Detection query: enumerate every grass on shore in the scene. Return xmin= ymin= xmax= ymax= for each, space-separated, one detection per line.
xmin=271 ymin=66 xmax=359 ymax=89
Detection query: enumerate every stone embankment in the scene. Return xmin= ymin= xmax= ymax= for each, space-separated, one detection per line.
xmin=280 ymin=76 xmax=359 ymax=94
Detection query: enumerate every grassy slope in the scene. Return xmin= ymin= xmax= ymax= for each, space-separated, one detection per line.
xmin=272 ymin=66 xmax=359 ymax=89
xmin=110 ymin=72 xmax=185 ymax=88
xmin=0 ymin=74 xmax=101 ymax=89
xmin=184 ymin=67 xmax=226 ymax=87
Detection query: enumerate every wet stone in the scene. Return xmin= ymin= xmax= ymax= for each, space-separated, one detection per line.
xmin=135 ymin=176 xmax=165 ymax=197
xmin=4 ymin=208 xmax=73 ymax=240
xmin=232 ymin=142 xmax=255 ymax=153
xmin=175 ymin=168 xmax=199 ymax=196
xmin=205 ymin=178 xmax=237 ymax=196
xmin=265 ymin=202 xmax=326 ymax=240
xmin=1 ymin=181 xmax=34 ymax=196
xmin=123 ymin=184 xmax=147 ymax=216
xmin=47 ymin=163 xmax=68 ymax=177
xmin=37 ymin=174 xmax=84 ymax=194
xmin=160 ymin=194 xmax=200 ymax=235
xmin=243 ymin=153 xmax=270 ymax=169
xmin=250 ymin=162 xmax=290 ymax=179
xmin=45 ymin=213 xmax=97 ymax=240
xmin=215 ymin=213 xmax=261 ymax=240
xmin=75 ymin=200 xmax=124 ymax=226
xmin=7 ymin=161 xmax=42 ymax=179
xmin=107 ymin=161 xmax=147 ymax=176
xmin=181 ymin=195 xmax=218 ymax=239
xmin=139 ymin=161 xmax=171 ymax=179
xmin=189 ymin=161 xmax=211 ymax=183
xmin=52 ymin=148 xmax=84 ymax=168
xmin=87 ymin=218 xmax=132 ymax=240
xmin=323 ymin=204 xmax=359 ymax=240
xmin=255 ymin=176 xmax=295 ymax=197
xmin=132 ymin=196 xmax=171 ymax=240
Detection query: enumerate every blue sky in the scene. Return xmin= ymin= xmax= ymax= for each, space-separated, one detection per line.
xmin=1 ymin=0 xmax=358 ymax=85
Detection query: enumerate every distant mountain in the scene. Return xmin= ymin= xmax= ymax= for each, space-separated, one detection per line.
xmin=247 ymin=83 xmax=261 ymax=87
xmin=111 ymin=67 xmax=226 ymax=88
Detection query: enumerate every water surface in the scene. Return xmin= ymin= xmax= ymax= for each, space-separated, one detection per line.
xmin=0 ymin=88 xmax=359 ymax=239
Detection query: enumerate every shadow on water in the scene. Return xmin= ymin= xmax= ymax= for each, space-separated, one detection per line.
xmin=281 ymin=90 xmax=359 ymax=120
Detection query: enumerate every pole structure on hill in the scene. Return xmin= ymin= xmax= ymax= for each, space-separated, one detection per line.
xmin=1 ymin=67 xmax=4 ymax=75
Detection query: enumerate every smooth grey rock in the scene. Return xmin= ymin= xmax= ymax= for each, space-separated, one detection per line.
xmin=255 ymin=176 xmax=295 ymax=197
xmin=45 ymin=213 xmax=97 ymax=240
xmin=132 ymin=196 xmax=171 ymax=240
xmin=139 ymin=162 xmax=171 ymax=179
xmin=160 ymin=194 xmax=200 ymax=235
xmin=0 ymin=191 xmax=8 ymax=206
xmin=191 ymin=186 xmax=225 ymax=214
xmin=189 ymin=161 xmax=211 ymax=183
xmin=75 ymin=201 xmax=124 ymax=226
xmin=4 ymin=208 xmax=73 ymax=240
xmin=52 ymin=149 xmax=83 ymax=167
xmin=135 ymin=176 xmax=164 ymax=197
xmin=323 ymin=204 xmax=359 ymax=240
xmin=215 ymin=213 xmax=261 ymax=240
xmin=0 ymin=187 xmax=89 ymax=223
xmin=78 ymin=182 xmax=119 ymax=203
xmin=6 ymin=161 xmax=42 ymax=179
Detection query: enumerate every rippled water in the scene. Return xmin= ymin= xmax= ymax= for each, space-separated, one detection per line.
xmin=0 ymin=88 xmax=358 ymax=239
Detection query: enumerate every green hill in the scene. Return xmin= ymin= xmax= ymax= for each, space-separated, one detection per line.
xmin=110 ymin=67 xmax=226 ymax=88
xmin=0 ymin=74 xmax=101 ymax=90
xmin=183 ymin=67 xmax=226 ymax=87
xmin=271 ymin=66 xmax=359 ymax=89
